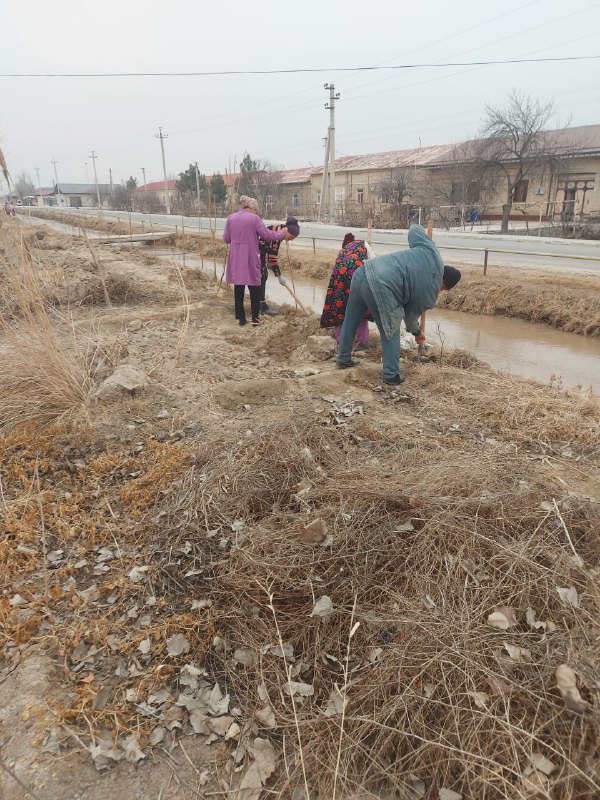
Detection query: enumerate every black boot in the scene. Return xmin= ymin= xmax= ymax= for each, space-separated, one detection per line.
xmin=261 ymin=302 xmax=278 ymax=317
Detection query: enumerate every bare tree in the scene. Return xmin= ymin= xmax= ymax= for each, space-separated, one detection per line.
xmin=478 ymin=91 xmax=563 ymax=234
xmin=134 ymin=190 xmax=162 ymax=214
xmin=237 ymin=153 xmax=285 ymax=216
xmin=378 ymin=165 xmax=415 ymax=225
xmin=15 ymin=172 xmax=35 ymax=200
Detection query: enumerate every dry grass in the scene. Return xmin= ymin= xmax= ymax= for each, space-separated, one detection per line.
xmin=438 ymin=272 xmax=600 ymax=336
xmin=0 ymin=216 xmax=95 ymax=432
xmin=154 ymin=412 xmax=600 ymax=799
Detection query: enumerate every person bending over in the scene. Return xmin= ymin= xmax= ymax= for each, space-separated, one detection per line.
xmin=258 ymin=215 xmax=300 ymax=316
xmin=336 ymin=224 xmax=461 ymax=384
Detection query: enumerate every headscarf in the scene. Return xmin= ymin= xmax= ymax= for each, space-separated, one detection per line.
xmin=285 ymin=216 xmax=300 ymax=237
xmin=239 ymin=195 xmax=259 ymax=212
xmin=342 ymin=232 xmax=355 ymax=247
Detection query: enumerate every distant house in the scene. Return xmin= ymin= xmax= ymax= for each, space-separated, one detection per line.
xmin=274 ymin=123 xmax=600 ymax=224
xmin=53 ymin=183 xmax=113 ymax=208
xmin=25 ymin=188 xmax=56 ymax=207
xmin=135 ymin=180 xmax=177 ymax=209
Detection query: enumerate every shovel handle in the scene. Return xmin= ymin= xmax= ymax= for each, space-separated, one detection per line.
xmin=284 ymin=282 xmax=310 ymax=315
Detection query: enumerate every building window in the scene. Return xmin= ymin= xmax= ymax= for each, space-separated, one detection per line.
xmin=316 ymin=191 xmax=321 ymax=205
xmin=292 ymin=193 xmax=299 ymax=209
xmin=265 ymin=194 xmax=273 ymax=210
xmin=335 ymin=187 xmax=345 ymax=204
xmin=357 ymin=188 xmax=364 ymax=204
xmin=513 ymin=180 xmax=529 ymax=203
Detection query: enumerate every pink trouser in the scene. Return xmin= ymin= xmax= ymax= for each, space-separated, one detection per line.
xmin=334 ymin=319 xmax=369 ymax=345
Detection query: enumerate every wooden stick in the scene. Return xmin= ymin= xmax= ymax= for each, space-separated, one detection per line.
xmin=214 ymin=246 xmax=229 ymax=295
xmin=283 ymin=282 xmax=310 ymax=315
xmin=284 ymin=239 xmax=298 ymax=310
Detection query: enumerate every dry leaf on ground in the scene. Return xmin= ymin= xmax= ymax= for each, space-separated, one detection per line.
xmin=555 ymin=664 xmax=591 ymax=714
xmin=487 ymin=607 xmax=518 ymax=630
xmin=310 ymin=595 xmax=334 ymax=620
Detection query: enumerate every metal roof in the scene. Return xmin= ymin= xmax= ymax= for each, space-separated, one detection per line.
xmin=136 ymin=180 xmax=177 ymax=192
xmin=278 ymin=124 xmax=600 ymax=183
xmin=56 ymin=183 xmax=113 ymax=194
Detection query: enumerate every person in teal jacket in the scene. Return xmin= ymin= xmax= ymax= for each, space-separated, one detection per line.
xmin=336 ymin=225 xmax=461 ymax=384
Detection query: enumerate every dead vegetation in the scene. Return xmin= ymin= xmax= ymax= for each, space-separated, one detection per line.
xmin=1 ymin=213 xmax=600 ymax=799
xmin=437 ymin=271 xmax=600 ymax=336
xmin=0 ymin=218 xmax=96 ymax=432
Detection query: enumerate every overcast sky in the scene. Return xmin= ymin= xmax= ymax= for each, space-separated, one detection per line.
xmin=1 ymin=0 xmax=599 ymax=189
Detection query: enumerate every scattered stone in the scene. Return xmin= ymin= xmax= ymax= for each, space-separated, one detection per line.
xmin=127 ymin=319 xmax=143 ymax=332
xmin=92 ymin=364 xmax=149 ymax=402
xmin=305 ymin=335 xmax=336 ymax=360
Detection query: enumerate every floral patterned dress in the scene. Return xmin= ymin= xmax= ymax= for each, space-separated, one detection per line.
xmin=320 ymin=240 xmax=373 ymax=331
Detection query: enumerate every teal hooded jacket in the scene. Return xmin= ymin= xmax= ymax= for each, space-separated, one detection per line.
xmin=364 ymin=225 xmax=444 ymax=339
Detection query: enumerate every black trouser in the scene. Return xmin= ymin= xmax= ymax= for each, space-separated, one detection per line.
xmin=234 ymin=284 xmax=261 ymax=324
xmin=260 ymin=273 xmax=268 ymax=305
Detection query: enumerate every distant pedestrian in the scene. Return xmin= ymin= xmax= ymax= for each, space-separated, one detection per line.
xmin=320 ymin=233 xmax=372 ymax=349
xmin=258 ymin=215 xmax=300 ymax=316
xmin=4 ymin=201 xmax=16 ymax=217
xmin=336 ymin=225 xmax=461 ymax=385
xmin=222 ymin=196 xmax=287 ymax=326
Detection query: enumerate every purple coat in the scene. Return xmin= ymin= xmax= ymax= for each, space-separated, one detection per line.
xmin=223 ymin=209 xmax=285 ymax=286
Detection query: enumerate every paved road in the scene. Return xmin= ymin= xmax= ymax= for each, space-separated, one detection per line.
xmin=44 ymin=208 xmax=600 ymax=273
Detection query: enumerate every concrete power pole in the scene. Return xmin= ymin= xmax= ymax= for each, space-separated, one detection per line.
xmin=51 ymin=157 xmax=60 ymax=206
xmin=195 ymin=162 xmax=202 ymax=215
xmin=89 ymin=151 xmax=102 ymax=208
xmin=318 ymin=134 xmax=330 ymax=223
xmin=34 ymin=166 xmax=41 ymax=205
xmin=141 ymin=167 xmax=147 ymax=190
xmin=155 ymin=127 xmax=170 ymax=214
xmin=325 ymin=83 xmax=340 ymax=222
xmin=109 ymin=168 xmax=115 ymax=200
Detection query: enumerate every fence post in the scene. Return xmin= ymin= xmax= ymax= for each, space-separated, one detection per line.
xmin=312 ymin=237 xmax=316 ymax=254
xmin=483 ymin=249 xmax=489 ymax=276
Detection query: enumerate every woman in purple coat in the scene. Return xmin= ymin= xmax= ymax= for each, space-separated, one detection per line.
xmin=223 ymin=196 xmax=287 ymax=326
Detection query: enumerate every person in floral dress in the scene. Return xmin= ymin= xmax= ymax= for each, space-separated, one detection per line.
xmin=320 ymin=233 xmax=372 ymax=346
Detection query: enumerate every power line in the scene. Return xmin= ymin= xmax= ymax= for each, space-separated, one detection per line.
xmin=1 ymin=54 xmax=599 ymax=78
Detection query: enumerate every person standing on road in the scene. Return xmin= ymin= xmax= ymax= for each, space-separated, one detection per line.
xmin=320 ymin=233 xmax=372 ymax=348
xmin=4 ymin=201 xmax=16 ymax=217
xmin=258 ymin=215 xmax=300 ymax=316
xmin=336 ymin=224 xmax=461 ymax=384
xmin=222 ymin=196 xmax=287 ymax=326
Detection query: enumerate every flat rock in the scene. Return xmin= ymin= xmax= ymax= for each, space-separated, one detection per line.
xmin=93 ymin=364 xmax=149 ymax=403
xmin=305 ymin=335 xmax=336 ymax=360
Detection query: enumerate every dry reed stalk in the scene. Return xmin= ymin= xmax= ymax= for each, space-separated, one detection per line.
xmin=172 ymin=263 xmax=191 ymax=367
xmin=0 ymin=216 xmax=94 ymax=432
xmin=0 ymin=144 xmax=11 ymax=187
xmin=81 ymin=227 xmax=112 ymax=307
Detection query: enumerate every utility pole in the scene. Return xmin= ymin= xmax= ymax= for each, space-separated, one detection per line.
xmin=89 ymin=151 xmax=102 ymax=208
xmin=318 ymin=135 xmax=330 ymax=223
xmin=195 ymin=162 xmax=201 ymax=214
xmin=109 ymin=168 xmax=115 ymax=200
xmin=141 ymin=167 xmax=147 ymax=190
xmin=324 ymin=83 xmax=340 ymax=222
xmin=155 ymin=127 xmax=170 ymax=214
xmin=34 ymin=165 xmax=41 ymax=205
xmin=51 ymin=157 xmax=60 ymax=206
